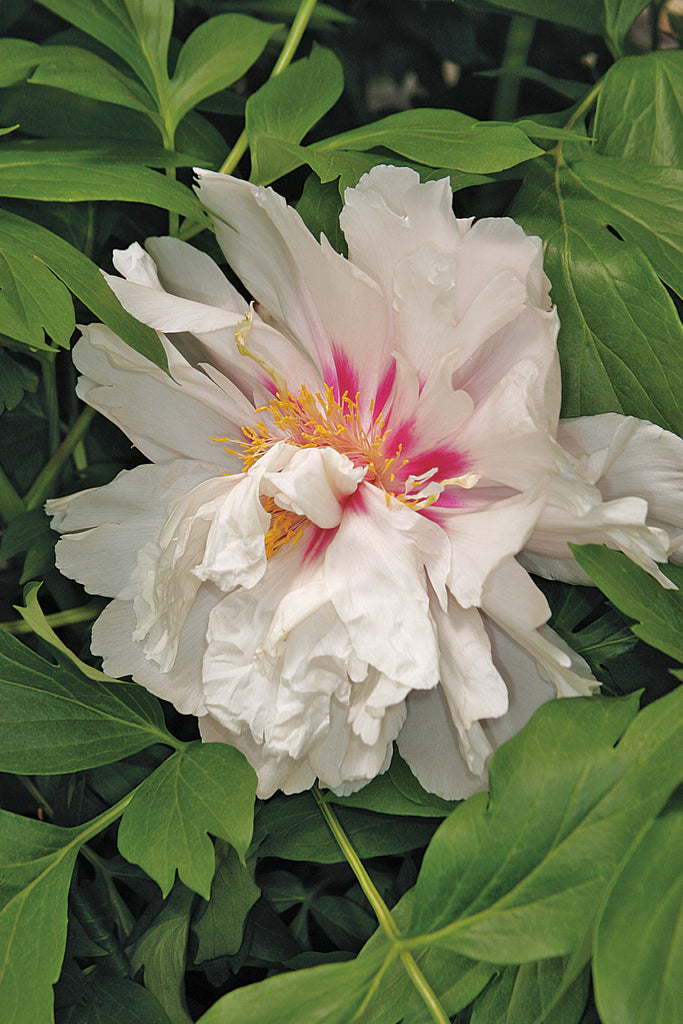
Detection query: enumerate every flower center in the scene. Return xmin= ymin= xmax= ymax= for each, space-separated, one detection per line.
xmin=239 ymin=385 xmax=405 ymax=493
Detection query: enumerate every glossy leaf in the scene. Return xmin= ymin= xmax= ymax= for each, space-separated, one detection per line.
xmin=27 ymin=45 xmax=158 ymax=118
xmin=247 ymin=44 xmax=344 ymax=184
xmin=313 ymin=108 xmax=543 ymax=172
xmin=405 ymin=689 xmax=683 ymax=962
xmin=35 ymin=0 xmax=174 ymax=100
xmin=593 ymin=799 xmax=683 ymax=1024
xmin=193 ymin=842 xmax=260 ymax=962
xmin=595 ymin=51 xmax=683 ymax=166
xmin=0 ymin=226 xmax=75 ymax=349
xmin=59 ymin=976 xmax=173 ymax=1024
xmin=469 ymin=959 xmax=589 ymax=1024
xmin=196 ymin=948 xmax=386 ymax=1024
xmin=571 ymin=545 xmax=683 ymax=664
xmin=455 ymin=0 xmax=605 ymax=34
xmin=511 ymin=152 xmax=683 ymax=432
xmin=0 ymin=147 xmax=205 ymax=218
xmin=0 ymin=802 xmax=131 ymax=1024
xmin=0 ymin=349 xmax=38 ymax=413
xmin=0 ymin=209 xmax=166 ymax=367
xmin=169 ymin=14 xmax=278 ymax=128
xmin=130 ymin=885 xmax=194 ymax=1024
xmin=117 ymin=741 xmax=257 ymax=899
xmin=0 ymin=628 xmax=172 ymax=774
xmin=254 ymin=791 xmax=439 ymax=863
xmin=0 ymin=811 xmax=81 ymax=1024
xmin=0 ymin=38 xmax=41 ymax=87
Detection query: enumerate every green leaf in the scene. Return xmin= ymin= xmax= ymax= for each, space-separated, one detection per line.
xmin=456 ymin=0 xmax=605 ymax=34
xmin=27 ymin=45 xmax=158 ymax=119
xmin=130 ymin=885 xmax=193 ymax=1024
xmin=0 ymin=811 xmax=82 ymax=1024
xmin=0 ymin=209 xmax=165 ymax=367
xmin=35 ymin=0 xmax=174 ymax=101
xmin=593 ymin=798 xmax=683 ymax=1024
xmin=254 ymin=791 xmax=439 ymax=863
xmin=331 ymin=750 xmax=456 ymax=818
xmin=0 ymin=145 xmax=205 ymax=219
xmin=247 ymin=44 xmax=344 ymax=185
xmin=595 ymin=51 xmax=683 ymax=166
xmin=405 ymin=689 xmax=683 ymax=963
xmin=195 ymin=948 xmax=386 ymax=1024
xmin=510 ymin=152 xmax=683 ymax=432
xmin=296 ymin=173 xmax=345 ymax=253
xmin=0 ymin=38 xmax=41 ymax=87
xmin=603 ymin=0 xmax=651 ymax=54
xmin=192 ymin=842 xmax=260 ymax=962
xmin=117 ymin=741 xmax=257 ymax=899
xmin=0 ymin=226 xmax=76 ymax=349
xmin=470 ymin=959 xmax=589 ymax=1024
xmin=169 ymin=14 xmax=278 ymax=129
xmin=0 ymin=800 xmax=130 ymax=1024
xmin=313 ymin=108 xmax=543 ymax=173
xmin=60 ymin=975 xmax=173 ymax=1024
xmin=0 ymin=627 xmax=172 ymax=774
xmin=571 ymin=545 xmax=683 ymax=665
xmin=0 ymin=349 xmax=38 ymax=413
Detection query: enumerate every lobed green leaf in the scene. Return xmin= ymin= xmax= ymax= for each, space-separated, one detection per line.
xmin=593 ymin=797 xmax=683 ymax=1024
xmin=405 ymin=689 xmax=683 ymax=962
xmin=117 ymin=741 xmax=258 ymax=899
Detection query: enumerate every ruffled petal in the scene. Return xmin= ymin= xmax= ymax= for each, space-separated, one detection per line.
xmin=324 ymin=485 xmax=447 ymax=689
xmin=47 ymin=461 xmax=221 ymax=600
xmin=437 ymin=483 xmax=547 ymax=608
xmin=91 ymin=588 xmax=219 ymax=716
xmin=557 ymin=413 xmax=683 ymax=535
xmin=482 ymin=557 xmax=596 ymax=698
xmin=195 ymin=170 xmax=389 ymax=397
xmin=74 ymin=324 xmax=246 ymax=465
xmin=340 ymin=166 xmax=469 ymax=303
xmin=398 ymin=685 xmax=485 ymax=801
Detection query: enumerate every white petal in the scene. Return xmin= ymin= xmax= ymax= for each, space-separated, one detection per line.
xmin=398 ymin=685 xmax=486 ymax=801
xmin=525 ymin=493 xmax=673 ymax=588
xmin=261 ymin=446 xmax=366 ymax=529
xmin=132 ymin=472 xmax=264 ymax=672
xmin=452 ymin=215 xmax=551 ymax=317
xmin=439 ymin=483 xmax=547 ymax=608
xmin=558 ymin=413 xmax=683 ymax=532
xmin=199 ymin=714 xmax=316 ymax=799
xmin=74 ymin=324 xmax=245 ymax=466
xmin=195 ymin=170 xmax=389 ymax=396
xmin=482 ymin=557 xmax=596 ymax=698
xmin=91 ymin=589 xmax=218 ymax=716
xmin=340 ymin=166 xmax=468 ymax=303
xmin=324 ymin=485 xmax=444 ymax=689
xmin=145 ymin=235 xmax=249 ymax=313
xmin=432 ymin=597 xmax=509 ymax=753
xmin=47 ymin=461 xmax=221 ymax=599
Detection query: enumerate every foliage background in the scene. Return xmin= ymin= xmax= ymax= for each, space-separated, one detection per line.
xmin=0 ymin=1 xmax=682 ymax=1022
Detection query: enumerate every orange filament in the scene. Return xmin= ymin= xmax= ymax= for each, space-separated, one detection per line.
xmin=261 ymin=496 xmax=307 ymax=558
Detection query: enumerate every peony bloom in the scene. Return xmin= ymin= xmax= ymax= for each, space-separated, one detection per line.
xmin=48 ymin=166 xmax=683 ymax=799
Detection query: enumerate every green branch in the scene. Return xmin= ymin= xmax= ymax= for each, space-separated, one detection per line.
xmin=178 ymin=0 xmax=320 ymax=242
xmin=313 ymin=788 xmax=451 ymax=1024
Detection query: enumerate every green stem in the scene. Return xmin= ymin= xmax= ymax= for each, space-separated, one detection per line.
xmin=313 ymin=789 xmax=451 ymax=1024
xmin=18 ymin=775 xmax=55 ymax=818
xmin=178 ymin=0 xmax=320 ymax=242
xmin=25 ymin=405 xmax=96 ymax=510
xmin=41 ymin=353 xmax=61 ymax=457
xmin=563 ymin=79 xmax=603 ymax=134
xmin=0 ymin=599 xmax=105 ymax=634
xmin=492 ymin=15 xmax=536 ymax=123
xmin=0 ymin=464 xmax=24 ymax=523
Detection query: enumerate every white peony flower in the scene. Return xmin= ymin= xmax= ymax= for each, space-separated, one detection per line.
xmin=47 ymin=166 xmax=683 ymax=800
